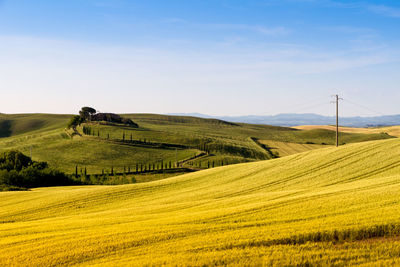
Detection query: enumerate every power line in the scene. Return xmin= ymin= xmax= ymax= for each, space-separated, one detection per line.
xmin=342 ymin=99 xmax=385 ymax=116
xmin=256 ymin=95 xmax=331 ymax=116
xmin=285 ymin=101 xmax=332 ymax=114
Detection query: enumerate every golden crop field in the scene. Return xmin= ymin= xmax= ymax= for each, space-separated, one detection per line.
xmin=1 ymin=138 xmax=400 ymax=266
xmin=294 ymin=125 xmax=400 ymax=138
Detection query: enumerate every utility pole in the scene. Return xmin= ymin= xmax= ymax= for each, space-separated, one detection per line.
xmin=332 ymin=94 xmax=343 ymax=147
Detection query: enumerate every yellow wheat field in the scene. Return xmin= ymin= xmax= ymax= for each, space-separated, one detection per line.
xmin=1 ymin=138 xmax=400 ymax=266
xmin=294 ymin=125 xmax=400 ymax=137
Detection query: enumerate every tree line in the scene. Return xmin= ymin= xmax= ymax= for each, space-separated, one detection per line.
xmin=74 ymin=157 xmax=234 ymax=179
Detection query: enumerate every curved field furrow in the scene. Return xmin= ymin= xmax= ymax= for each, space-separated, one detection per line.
xmin=1 ymin=138 xmax=400 ymax=265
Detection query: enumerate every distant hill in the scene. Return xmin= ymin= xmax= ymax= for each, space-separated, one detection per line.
xmin=168 ymin=113 xmax=400 ymax=127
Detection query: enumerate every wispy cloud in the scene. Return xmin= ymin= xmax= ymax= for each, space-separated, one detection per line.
xmin=366 ymin=4 xmax=400 ymax=18
xmin=320 ymin=25 xmax=374 ymax=34
xmin=1 ymin=35 xmax=399 ymax=115
xmin=323 ymin=1 xmax=400 ymax=18
xmin=91 ymin=0 xmax=126 ymax=8
xmin=207 ymin=23 xmax=289 ymax=36
xmin=161 ymin=18 xmax=187 ymax=24
xmin=269 ymin=0 xmax=400 ymax=18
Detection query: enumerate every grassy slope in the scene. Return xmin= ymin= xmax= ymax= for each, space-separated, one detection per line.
xmin=86 ymin=114 xmax=394 ymax=164
xmin=0 ymin=113 xmax=71 ymax=137
xmin=125 ymin=114 xmax=394 ymax=145
xmin=0 ymin=114 xmax=395 ymax=173
xmin=0 ymin=130 xmax=199 ymax=173
xmin=0 ymin=114 xmax=201 ymax=173
xmin=1 ymin=138 xmax=400 ymax=266
xmin=259 ymin=139 xmax=327 ymax=157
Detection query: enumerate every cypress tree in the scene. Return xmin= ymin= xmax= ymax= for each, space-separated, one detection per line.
xmin=107 ymin=133 xmax=110 ymax=139
xmin=84 ymin=167 xmax=87 ymax=177
xmin=212 ymin=161 xmax=215 ymax=168
xmin=111 ymin=166 xmax=114 ymax=176
xmin=75 ymin=165 xmax=78 ymax=178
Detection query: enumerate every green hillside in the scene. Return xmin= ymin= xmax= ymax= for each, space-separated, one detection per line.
xmin=0 ymin=113 xmax=395 ymax=175
xmin=1 ymin=138 xmax=400 ymax=266
xmin=0 ymin=113 xmax=71 ymax=137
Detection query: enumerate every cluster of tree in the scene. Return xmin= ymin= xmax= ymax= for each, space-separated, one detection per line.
xmin=91 ymin=113 xmax=138 ymax=127
xmin=67 ymin=107 xmax=138 ymax=129
xmin=82 ymin=125 xmax=98 ymax=136
xmin=0 ymin=150 xmax=76 ymax=190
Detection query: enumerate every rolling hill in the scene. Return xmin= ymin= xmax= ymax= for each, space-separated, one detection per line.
xmin=1 ymin=138 xmax=400 ymax=265
xmin=0 ymin=113 xmax=71 ymax=138
xmin=0 ymin=113 xmax=395 ymax=175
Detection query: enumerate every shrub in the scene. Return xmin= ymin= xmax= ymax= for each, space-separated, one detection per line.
xmin=0 ymin=150 xmax=32 ymax=171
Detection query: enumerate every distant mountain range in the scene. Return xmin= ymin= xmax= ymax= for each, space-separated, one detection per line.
xmin=167 ymin=113 xmax=400 ymax=127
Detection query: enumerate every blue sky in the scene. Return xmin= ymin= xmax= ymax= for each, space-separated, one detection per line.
xmin=0 ymin=0 xmax=399 ymax=116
